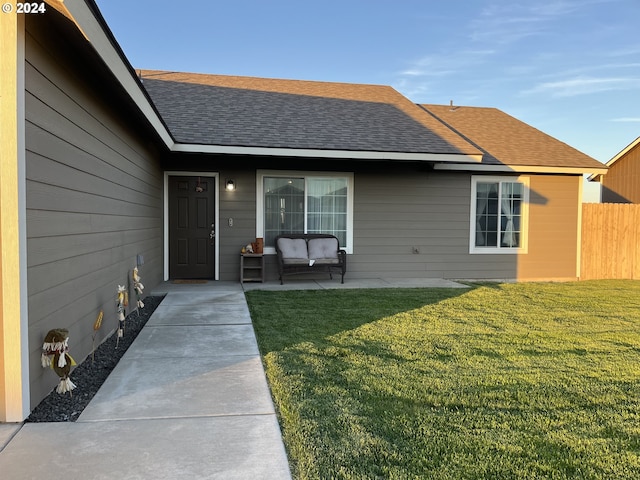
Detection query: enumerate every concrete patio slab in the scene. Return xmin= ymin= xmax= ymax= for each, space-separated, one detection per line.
xmin=150 ymin=280 xmax=238 ymax=294
xmin=147 ymin=304 xmax=252 ymax=326
xmin=160 ymin=291 xmax=247 ymax=306
xmin=123 ymin=324 xmax=260 ymax=359
xmin=242 ymin=277 xmax=471 ymax=291
xmin=0 ymin=416 xmax=290 ymax=480
xmin=378 ymin=277 xmax=470 ymax=288
xmin=79 ymin=355 xmax=274 ymax=421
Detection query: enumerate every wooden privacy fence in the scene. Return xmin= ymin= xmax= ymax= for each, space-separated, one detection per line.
xmin=581 ymin=203 xmax=640 ymax=280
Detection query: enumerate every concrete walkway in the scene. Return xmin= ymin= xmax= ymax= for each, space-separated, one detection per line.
xmin=0 ymin=282 xmax=291 ymax=480
xmin=0 ymin=277 xmax=469 ymax=479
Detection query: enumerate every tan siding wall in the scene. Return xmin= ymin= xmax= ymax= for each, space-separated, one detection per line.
xmin=517 ymin=175 xmax=580 ymax=281
xmin=25 ymin=22 xmax=163 ymax=408
xmin=602 ymin=142 xmax=640 ymax=203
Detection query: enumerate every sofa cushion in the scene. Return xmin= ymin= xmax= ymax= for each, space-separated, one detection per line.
xmin=313 ymin=258 xmax=340 ymax=265
xmin=277 ymin=238 xmax=309 ymax=260
xmin=308 ymin=237 xmax=339 ymax=260
xmin=282 ymin=258 xmax=310 ymax=265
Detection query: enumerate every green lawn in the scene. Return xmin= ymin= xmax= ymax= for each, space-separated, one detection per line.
xmin=246 ymin=281 xmax=640 ymax=480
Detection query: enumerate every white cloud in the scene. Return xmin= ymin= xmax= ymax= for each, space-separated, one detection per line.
xmin=470 ymin=0 xmax=619 ymax=45
xmin=610 ymin=117 xmax=640 ymax=122
xmin=394 ymin=0 xmax=634 ymax=102
xmin=608 ymin=46 xmax=640 ymax=57
xmin=394 ymin=49 xmax=496 ymax=100
xmin=550 ymin=63 xmax=640 ymax=78
xmin=399 ymin=50 xmax=495 ymax=79
xmin=523 ymin=76 xmax=639 ymax=97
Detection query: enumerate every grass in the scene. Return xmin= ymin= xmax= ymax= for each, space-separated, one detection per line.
xmin=246 ymin=281 xmax=640 ymax=479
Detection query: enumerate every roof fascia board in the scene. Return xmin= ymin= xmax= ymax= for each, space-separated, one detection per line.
xmin=63 ymin=0 xmax=174 ymax=149
xmin=435 ymin=163 xmax=608 ymax=175
xmin=588 ymin=135 xmax=639 ymax=182
xmin=605 ymin=135 xmax=640 ymax=167
xmin=171 ymin=143 xmax=484 ymax=162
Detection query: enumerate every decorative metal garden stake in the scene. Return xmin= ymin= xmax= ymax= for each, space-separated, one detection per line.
xmin=133 ymin=267 xmax=145 ymax=315
xmin=116 ymin=285 xmax=126 ymax=348
xmin=41 ymin=328 xmax=77 ymax=394
xmin=92 ymin=310 xmax=104 ymax=364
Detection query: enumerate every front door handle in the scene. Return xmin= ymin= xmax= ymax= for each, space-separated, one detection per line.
xmin=210 ymin=223 xmax=215 ymax=244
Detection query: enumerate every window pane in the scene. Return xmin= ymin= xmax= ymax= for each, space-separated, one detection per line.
xmin=500 ymin=182 xmax=522 ymax=247
xmin=307 ymin=178 xmax=348 ymax=246
xmin=264 ymin=177 xmax=304 ymax=247
xmin=263 ymin=176 xmax=349 ymax=249
xmin=475 ymin=182 xmax=499 ymax=247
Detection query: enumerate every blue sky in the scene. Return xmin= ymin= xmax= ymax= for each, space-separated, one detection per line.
xmin=95 ymin=0 xmax=639 ymax=164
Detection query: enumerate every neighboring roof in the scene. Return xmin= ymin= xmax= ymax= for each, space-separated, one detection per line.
xmin=139 ymin=70 xmax=482 ymax=162
xmin=588 ymin=135 xmax=640 ymax=181
xmin=422 ymin=104 xmax=607 ymax=174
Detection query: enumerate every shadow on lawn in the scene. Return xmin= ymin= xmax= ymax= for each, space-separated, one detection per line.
xmin=245 ymin=286 xmax=474 ymax=353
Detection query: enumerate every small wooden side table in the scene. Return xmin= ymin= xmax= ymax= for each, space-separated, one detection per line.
xmin=240 ymin=254 xmax=264 ymax=282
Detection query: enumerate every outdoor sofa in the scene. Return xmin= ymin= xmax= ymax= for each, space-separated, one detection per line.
xmin=275 ymin=234 xmax=346 ymax=284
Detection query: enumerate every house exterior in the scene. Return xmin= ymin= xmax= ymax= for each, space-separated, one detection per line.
xmin=1 ymin=0 xmax=607 ymax=421
xmin=590 ymin=136 xmax=640 ymax=203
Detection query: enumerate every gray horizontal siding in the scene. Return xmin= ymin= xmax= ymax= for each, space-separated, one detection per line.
xmin=217 ymin=170 xmax=257 ymax=281
xmin=251 ymin=169 xmax=519 ymax=282
xmin=349 ymin=170 xmax=518 ymax=280
xmin=27 ymin=210 xmax=160 ymax=238
xmin=25 ymin=23 xmax=163 ymax=408
xmin=216 ymin=166 xmax=579 ymax=283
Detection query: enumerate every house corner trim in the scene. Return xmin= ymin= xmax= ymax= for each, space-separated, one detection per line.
xmin=0 ymin=12 xmax=29 ymax=421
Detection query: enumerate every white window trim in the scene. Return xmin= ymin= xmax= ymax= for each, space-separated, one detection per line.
xmin=469 ymin=175 xmax=529 ymax=254
xmin=256 ymin=170 xmax=354 ymax=254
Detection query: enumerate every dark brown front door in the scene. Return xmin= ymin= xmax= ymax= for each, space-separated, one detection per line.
xmin=168 ymin=176 xmax=216 ymax=279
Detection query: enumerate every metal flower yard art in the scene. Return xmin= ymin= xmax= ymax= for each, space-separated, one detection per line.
xmin=116 ymin=284 xmax=127 ymax=347
xmin=133 ymin=267 xmax=145 ymax=312
xmin=92 ymin=310 xmax=104 ymax=363
xmin=41 ymin=328 xmax=77 ymax=394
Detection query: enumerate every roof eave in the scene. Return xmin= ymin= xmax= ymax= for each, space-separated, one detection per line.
xmin=171 ymin=143 xmax=484 ymax=162
xmin=435 ymin=163 xmax=609 ymax=175
xmin=61 ymin=0 xmax=174 ymax=149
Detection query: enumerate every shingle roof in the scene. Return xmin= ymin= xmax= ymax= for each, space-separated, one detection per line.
xmin=139 ymin=70 xmax=481 ymax=157
xmin=421 ymin=104 xmax=604 ymax=170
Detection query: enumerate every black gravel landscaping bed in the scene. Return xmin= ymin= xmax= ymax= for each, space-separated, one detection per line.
xmin=26 ymin=295 xmax=164 ymax=423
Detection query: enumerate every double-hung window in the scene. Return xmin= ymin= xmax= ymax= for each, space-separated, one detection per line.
xmin=470 ymin=176 xmax=529 ymax=254
xmin=257 ymin=171 xmax=353 ymax=254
